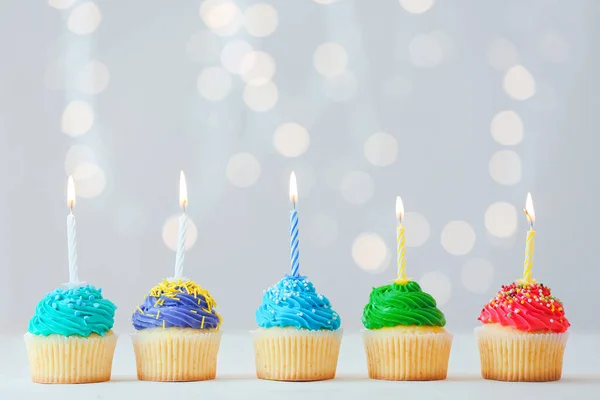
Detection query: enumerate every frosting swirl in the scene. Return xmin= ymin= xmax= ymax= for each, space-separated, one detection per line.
xmin=28 ymin=285 xmax=116 ymax=337
xmin=478 ymin=281 xmax=569 ymax=333
xmin=362 ymin=281 xmax=446 ymax=329
xmin=132 ymin=279 xmax=221 ymax=331
xmin=256 ymin=275 xmax=340 ymax=331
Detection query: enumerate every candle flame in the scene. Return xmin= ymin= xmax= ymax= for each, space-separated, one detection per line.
xmin=289 ymin=171 xmax=298 ymax=206
xmin=179 ymin=170 xmax=188 ymax=210
xmin=67 ymin=176 xmax=76 ymax=211
xmin=524 ymin=192 xmax=535 ymax=225
xmin=396 ymin=196 xmax=404 ymax=221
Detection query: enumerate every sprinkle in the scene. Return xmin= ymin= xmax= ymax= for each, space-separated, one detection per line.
xmin=74 ymin=311 xmax=81 ymax=317
xmin=93 ymin=303 xmax=100 ymax=308
xmin=558 ymin=307 xmax=563 ymax=311
xmin=67 ymin=303 xmax=74 ymax=309
xmin=327 ymin=321 xmax=331 ymax=324
xmin=162 ymin=320 xmax=166 ymax=329
xmin=88 ymin=295 xmax=95 ymax=301
xmin=298 ymin=312 xmax=303 ymax=317
xmin=156 ymin=311 xmax=160 ymax=320
xmin=550 ymin=319 xmax=554 ymax=323
xmin=515 ymin=309 xmax=520 ymax=313
xmin=190 ymin=310 xmax=197 ymax=314
xmin=312 ymin=309 xmax=316 ymax=313
xmin=201 ymin=316 xmax=205 ymax=329
xmin=528 ymin=299 xmax=532 ymax=303
xmin=54 ymin=295 xmax=61 ymax=300
xmin=507 ymin=312 xmax=512 ymax=317
xmin=137 ymin=306 xmax=144 ymax=315
xmin=51 ymin=303 xmax=58 ymax=309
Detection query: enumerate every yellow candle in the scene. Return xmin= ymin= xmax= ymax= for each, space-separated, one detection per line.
xmin=395 ymin=196 xmax=408 ymax=283
xmin=522 ymin=192 xmax=536 ymax=283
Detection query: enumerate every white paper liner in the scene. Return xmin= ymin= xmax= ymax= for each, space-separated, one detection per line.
xmin=251 ymin=327 xmax=343 ymax=381
xmin=131 ymin=328 xmax=221 ymax=382
xmin=475 ymin=325 xmax=568 ymax=382
xmin=24 ymin=331 xmax=118 ymax=384
xmin=362 ymin=328 xmax=453 ymax=381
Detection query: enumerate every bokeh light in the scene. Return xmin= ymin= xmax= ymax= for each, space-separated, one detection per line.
xmin=199 ymin=0 xmax=243 ymax=37
xmin=244 ymin=3 xmax=278 ymax=37
xmin=485 ymin=202 xmax=518 ymax=238
xmin=489 ymin=150 xmax=522 ymax=185
xmin=313 ymin=42 xmax=348 ymax=78
xmin=61 ymin=101 xmax=94 ymax=137
xmin=403 ymin=212 xmax=430 ymax=247
xmin=503 ymin=65 xmax=536 ymax=100
xmin=399 ymin=0 xmax=435 ymax=14
xmin=64 ymin=144 xmax=96 ymax=175
xmin=240 ymin=51 xmax=276 ymax=85
xmin=352 ymin=233 xmax=389 ymax=272
xmin=48 ymin=0 xmax=76 ymax=10
xmin=273 ymin=123 xmax=310 ymax=158
xmin=68 ymin=2 xmax=101 ymax=35
xmin=72 ymin=163 xmax=106 ymax=198
xmin=243 ymin=81 xmax=278 ymax=112
xmin=162 ymin=214 xmax=198 ymax=251
xmin=226 ymin=153 xmax=261 ymax=188
xmin=441 ymin=220 xmax=476 ymax=256
xmin=221 ymin=40 xmax=253 ymax=74
xmin=76 ymin=60 xmax=110 ymax=95
xmin=364 ymin=132 xmax=398 ymax=167
xmin=490 ymin=110 xmax=523 ymax=146
xmin=197 ymin=67 xmax=232 ymax=101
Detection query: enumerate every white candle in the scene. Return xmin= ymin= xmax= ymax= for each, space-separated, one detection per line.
xmin=174 ymin=171 xmax=188 ymax=279
xmin=66 ymin=176 xmax=80 ymax=285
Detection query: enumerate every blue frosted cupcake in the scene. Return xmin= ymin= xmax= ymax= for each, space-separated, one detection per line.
xmin=24 ymin=285 xmax=117 ymax=383
xmin=131 ymin=279 xmax=222 ymax=381
xmin=253 ymin=275 xmax=342 ymax=381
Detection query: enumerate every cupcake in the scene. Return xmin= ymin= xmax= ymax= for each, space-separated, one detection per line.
xmin=362 ymin=280 xmax=452 ymax=380
xmin=476 ymin=281 xmax=570 ymax=381
xmin=131 ymin=278 xmax=222 ymax=381
xmin=24 ymin=285 xmax=118 ymax=384
xmin=252 ymin=275 xmax=342 ymax=381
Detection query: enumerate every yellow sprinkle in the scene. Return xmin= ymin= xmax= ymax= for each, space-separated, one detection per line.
xmin=202 ymin=308 xmax=211 ymax=313
xmin=190 ymin=310 xmax=197 ymax=314
xmin=136 ymin=307 xmax=144 ymax=315
xmin=156 ymin=310 xmax=160 ymax=320
xmin=162 ymin=320 xmax=166 ymax=329
xmin=201 ymin=316 xmax=205 ymax=329
xmin=145 ymin=313 xmax=154 ymax=317
xmin=198 ymin=299 xmax=201 ymax=305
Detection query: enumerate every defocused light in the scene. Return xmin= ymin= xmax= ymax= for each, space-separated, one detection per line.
xmin=162 ymin=214 xmax=198 ymax=251
xmin=490 ymin=110 xmax=523 ymax=145
xmin=485 ymin=202 xmax=518 ymax=238
xmin=364 ymin=132 xmax=398 ymax=167
xmin=399 ymin=0 xmax=435 ymax=14
xmin=273 ymin=123 xmax=310 ymax=158
xmin=72 ymin=163 xmax=106 ymax=198
xmin=489 ymin=150 xmax=521 ymax=185
xmin=61 ymin=101 xmax=94 ymax=137
xmin=403 ymin=212 xmax=430 ymax=247
xmin=197 ymin=67 xmax=232 ymax=101
xmin=441 ymin=221 xmax=476 ymax=256
xmin=244 ymin=4 xmax=278 ymax=37
xmin=313 ymin=42 xmax=348 ymax=78
xmin=48 ymin=0 xmax=76 ymax=9
xmin=503 ymin=65 xmax=536 ymax=100
xmin=243 ymin=81 xmax=278 ymax=112
xmin=200 ymin=0 xmax=243 ymax=37
xmin=68 ymin=2 xmax=101 ymax=35
xmin=240 ymin=51 xmax=276 ymax=85
xmin=352 ymin=233 xmax=389 ymax=272
xmin=221 ymin=40 xmax=253 ymax=74
xmin=77 ymin=61 xmax=110 ymax=94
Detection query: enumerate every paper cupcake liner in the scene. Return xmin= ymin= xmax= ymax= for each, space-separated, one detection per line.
xmin=362 ymin=327 xmax=453 ymax=381
xmin=131 ymin=328 xmax=221 ymax=382
xmin=475 ymin=325 xmax=568 ymax=382
xmin=251 ymin=327 xmax=342 ymax=381
xmin=24 ymin=331 xmax=118 ymax=384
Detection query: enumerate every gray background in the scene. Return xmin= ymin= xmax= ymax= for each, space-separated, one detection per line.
xmin=0 ymin=0 xmax=598 ymax=334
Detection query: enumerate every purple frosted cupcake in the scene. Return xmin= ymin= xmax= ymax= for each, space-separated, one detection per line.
xmin=131 ymin=279 xmax=222 ymax=381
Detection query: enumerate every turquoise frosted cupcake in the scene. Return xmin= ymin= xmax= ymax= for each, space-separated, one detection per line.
xmin=252 ymin=275 xmax=342 ymax=381
xmin=24 ymin=285 xmax=117 ymax=383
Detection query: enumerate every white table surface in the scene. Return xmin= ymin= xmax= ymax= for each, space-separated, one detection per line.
xmin=1 ymin=332 xmax=599 ymax=399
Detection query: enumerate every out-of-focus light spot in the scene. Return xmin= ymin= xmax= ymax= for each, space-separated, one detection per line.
xmin=324 ymin=71 xmax=358 ymax=102
xmin=48 ymin=0 xmax=76 ymax=10
xmin=76 ymin=60 xmax=110 ymax=94
xmin=461 ymin=259 xmax=494 ymax=294
xmin=399 ymin=0 xmax=434 ymax=14
xmin=503 ymin=65 xmax=536 ymax=100
xmin=240 ymin=51 xmax=276 ymax=85
xmin=487 ymin=37 xmax=519 ymax=71
xmin=197 ymin=67 xmax=232 ymax=101
xmin=485 ymin=202 xmax=518 ymax=238
xmin=489 ymin=150 xmax=521 ymax=185
xmin=441 ymin=221 xmax=476 ymax=256
xmin=491 ymin=110 xmax=523 ymax=146
xmin=72 ymin=163 xmax=106 ymax=198
xmin=186 ymin=30 xmax=221 ymax=64
xmin=68 ymin=2 xmax=101 ymax=35
xmin=364 ymin=132 xmax=398 ymax=167
xmin=352 ymin=233 xmax=389 ymax=272
xmin=306 ymin=213 xmax=338 ymax=248
xmin=226 ymin=153 xmax=261 ymax=187
xmin=403 ymin=212 xmax=430 ymax=247
xmin=340 ymin=171 xmax=374 ymax=205
xmin=61 ymin=101 xmax=94 ymax=137
xmin=419 ymin=271 xmax=451 ymax=306
xmin=162 ymin=214 xmax=198 ymax=251
xmin=199 ymin=0 xmax=243 ymax=37
xmin=314 ymin=0 xmax=340 ymax=4
xmin=64 ymin=144 xmax=95 ymax=175
xmin=243 ymin=81 xmax=278 ymax=112
xmin=313 ymin=42 xmax=348 ymax=78
xmin=244 ymin=3 xmax=278 ymax=37
xmin=538 ymin=31 xmax=569 ymax=64
xmin=409 ymin=33 xmax=443 ymax=67
xmin=273 ymin=123 xmax=310 ymax=158
xmin=221 ymin=40 xmax=253 ymax=74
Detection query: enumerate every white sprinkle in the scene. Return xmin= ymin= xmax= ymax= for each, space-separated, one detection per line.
xmin=528 ymin=299 xmax=532 ymax=303
xmin=298 ymin=312 xmax=303 ymax=317
xmin=312 ymin=309 xmax=316 ymax=313
xmin=546 ymin=303 xmax=550 ymax=307
xmin=327 ymin=321 xmax=331 ymax=324
xmin=550 ymin=299 xmax=555 ymax=303
xmin=550 ymin=319 xmax=554 ymax=323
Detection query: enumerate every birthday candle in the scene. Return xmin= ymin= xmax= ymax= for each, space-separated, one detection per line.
xmin=396 ymin=196 xmax=407 ymax=282
xmin=66 ymin=176 xmax=79 ymax=285
xmin=522 ymin=192 xmax=536 ymax=283
xmin=289 ymin=172 xmax=300 ymax=277
xmin=174 ymin=171 xmax=188 ymax=279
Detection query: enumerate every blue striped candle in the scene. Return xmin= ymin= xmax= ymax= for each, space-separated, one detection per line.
xmin=289 ymin=172 xmax=300 ymax=276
